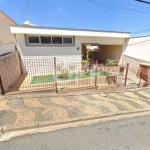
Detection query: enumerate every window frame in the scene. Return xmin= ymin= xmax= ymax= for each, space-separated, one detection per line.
xmin=26 ymin=35 xmax=74 ymax=46
xmin=52 ymin=36 xmax=63 ymax=44
xmin=40 ymin=36 xmax=52 ymax=44
xmin=27 ymin=36 xmax=41 ymax=45
xmin=62 ymin=37 xmax=73 ymax=44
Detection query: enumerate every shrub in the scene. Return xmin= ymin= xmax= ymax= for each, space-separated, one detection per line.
xmin=56 ymin=62 xmax=75 ymax=79
xmin=106 ymin=58 xmax=118 ymax=66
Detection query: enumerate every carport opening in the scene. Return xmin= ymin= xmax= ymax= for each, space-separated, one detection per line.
xmin=82 ymin=44 xmax=123 ymax=64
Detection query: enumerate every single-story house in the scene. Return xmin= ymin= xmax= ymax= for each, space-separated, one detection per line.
xmin=0 ymin=10 xmax=17 ymax=56
xmin=0 ymin=10 xmax=17 ymax=43
xmin=10 ymin=25 xmax=130 ymax=65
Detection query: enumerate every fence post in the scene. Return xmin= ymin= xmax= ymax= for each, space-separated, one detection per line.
xmin=95 ymin=60 xmax=98 ymax=87
xmin=124 ymin=63 xmax=129 ymax=86
xmin=54 ymin=57 xmax=58 ymax=93
xmin=0 ymin=75 xmax=5 ymax=95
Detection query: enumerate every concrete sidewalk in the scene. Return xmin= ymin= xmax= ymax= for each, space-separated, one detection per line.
xmin=0 ymin=88 xmax=150 ymax=133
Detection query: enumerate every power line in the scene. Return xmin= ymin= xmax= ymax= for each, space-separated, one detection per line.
xmin=122 ymin=1 xmax=150 ymax=12
xmin=83 ymin=0 xmax=150 ymax=15
xmin=128 ymin=39 xmax=150 ymax=46
xmin=132 ymin=28 xmax=150 ymax=34
xmin=135 ymin=0 xmax=150 ymax=4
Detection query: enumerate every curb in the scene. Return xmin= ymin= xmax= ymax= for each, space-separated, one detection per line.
xmin=1 ymin=109 xmax=150 ymax=135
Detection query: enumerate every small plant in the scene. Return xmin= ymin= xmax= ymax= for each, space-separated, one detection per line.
xmin=106 ymin=58 xmax=118 ymax=66
xmin=57 ymin=69 xmax=69 ymax=79
xmin=82 ymin=59 xmax=89 ymax=64
xmin=82 ymin=44 xmax=92 ymax=72
xmin=82 ymin=44 xmax=91 ymax=64
xmin=56 ymin=62 xmax=75 ymax=79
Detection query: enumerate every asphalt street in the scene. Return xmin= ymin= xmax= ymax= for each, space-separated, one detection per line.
xmin=0 ymin=115 xmax=150 ymax=150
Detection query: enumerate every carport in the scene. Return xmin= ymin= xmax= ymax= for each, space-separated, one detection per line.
xmin=82 ymin=44 xmax=123 ymax=64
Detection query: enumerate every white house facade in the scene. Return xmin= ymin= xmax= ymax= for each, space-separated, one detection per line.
xmin=10 ymin=25 xmax=130 ymax=65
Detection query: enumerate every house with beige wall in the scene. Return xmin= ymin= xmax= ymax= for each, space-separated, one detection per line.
xmin=0 ymin=10 xmax=17 ymax=55
xmin=0 ymin=10 xmax=17 ymax=42
xmin=10 ymin=25 xmax=130 ymax=65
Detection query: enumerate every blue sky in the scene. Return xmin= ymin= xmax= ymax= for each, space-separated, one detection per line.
xmin=1 ymin=0 xmax=150 ymax=36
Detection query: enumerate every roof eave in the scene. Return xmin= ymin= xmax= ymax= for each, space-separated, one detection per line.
xmin=10 ymin=25 xmax=130 ymax=38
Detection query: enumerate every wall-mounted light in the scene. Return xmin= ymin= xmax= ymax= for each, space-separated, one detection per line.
xmin=76 ymin=47 xmax=80 ymax=50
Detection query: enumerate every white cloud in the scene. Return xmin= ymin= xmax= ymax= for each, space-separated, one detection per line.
xmin=59 ymin=8 xmax=63 ymax=12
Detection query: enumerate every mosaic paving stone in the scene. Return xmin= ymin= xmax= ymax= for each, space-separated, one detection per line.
xmin=29 ymin=107 xmax=46 ymax=122
xmin=116 ymin=93 xmax=131 ymax=99
xmin=107 ymin=93 xmax=144 ymax=109
xmin=107 ymin=94 xmax=138 ymax=110
xmin=24 ymin=98 xmax=46 ymax=108
xmin=1 ymin=89 xmax=150 ymax=128
xmin=65 ymin=96 xmax=109 ymax=113
xmin=73 ymin=95 xmax=111 ymax=113
xmin=107 ymin=93 xmax=150 ymax=110
xmin=137 ymin=91 xmax=150 ymax=99
xmin=14 ymin=109 xmax=35 ymax=126
xmin=7 ymin=99 xmax=27 ymax=109
xmin=92 ymin=94 xmax=129 ymax=111
xmin=145 ymin=89 xmax=150 ymax=94
xmin=38 ymin=98 xmax=56 ymax=106
xmin=132 ymin=91 xmax=149 ymax=99
xmin=50 ymin=97 xmax=72 ymax=106
xmin=124 ymin=92 xmax=140 ymax=99
xmin=0 ymin=110 xmax=17 ymax=126
xmin=106 ymin=101 xmax=127 ymax=111
xmin=84 ymin=95 xmax=119 ymax=113
xmin=0 ymin=100 xmax=11 ymax=111
xmin=39 ymin=97 xmax=85 ymax=118
xmin=42 ymin=106 xmax=69 ymax=121
xmin=120 ymin=99 xmax=143 ymax=109
xmin=35 ymin=112 xmax=53 ymax=122
xmin=59 ymin=105 xmax=85 ymax=118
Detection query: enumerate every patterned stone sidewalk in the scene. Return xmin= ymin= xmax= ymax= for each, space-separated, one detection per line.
xmin=0 ymin=88 xmax=150 ymax=130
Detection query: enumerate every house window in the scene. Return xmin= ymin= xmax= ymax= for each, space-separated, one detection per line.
xmin=28 ymin=36 xmax=40 ymax=43
xmin=52 ymin=37 xmax=62 ymax=44
xmin=27 ymin=35 xmax=74 ymax=45
xmin=41 ymin=36 xmax=51 ymax=44
xmin=63 ymin=37 xmax=72 ymax=44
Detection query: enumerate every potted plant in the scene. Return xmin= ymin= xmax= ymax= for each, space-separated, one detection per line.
xmin=106 ymin=58 xmax=118 ymax=66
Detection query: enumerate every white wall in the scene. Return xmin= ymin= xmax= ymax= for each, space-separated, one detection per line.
xmin=0 ymin=43 xmax=15 ymax=55
xmin=0 ymin=12 xmax=16 ymax=42
xmin=16 ymin=34 xmax=125 ymax=58
xmin=124 ymin=36 xmax=150 ymax=62
xmin=15 ymin=34 xmax=125 ymax=73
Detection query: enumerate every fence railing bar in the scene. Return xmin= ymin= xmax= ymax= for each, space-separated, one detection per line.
xmin=124 ymin=63 xmax=129 ymax=86
xmin=54 ymin=57 xmax=58 ymax=93
xmin=95 ymin=60 xmax=98 ymax=87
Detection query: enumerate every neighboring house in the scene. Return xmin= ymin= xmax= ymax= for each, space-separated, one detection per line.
xmin=0 ymin=10 xmax=17 ymax=42
xmin=0 ymin=10 xmax=17 ymax=55
xmin=10 ymin=25 xmax=130 ymax=64
xmin=124 ymin=35 xmax=150 ymax=62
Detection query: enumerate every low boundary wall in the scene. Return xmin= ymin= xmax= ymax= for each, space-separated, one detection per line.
xmin=0 ymin=51 xmax=21 ymax=94
xmin=122 ymin=54 xmax=150 ymax=73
